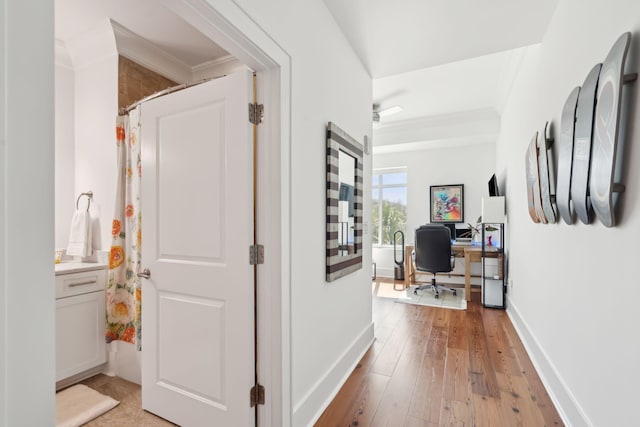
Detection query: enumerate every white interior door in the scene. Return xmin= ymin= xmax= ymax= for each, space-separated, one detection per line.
xmin=140 ymin=70 xmax=255 ymax=426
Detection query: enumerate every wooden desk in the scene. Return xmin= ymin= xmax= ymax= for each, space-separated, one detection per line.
xmin=403 ymin=244 xmax=503 ymax=301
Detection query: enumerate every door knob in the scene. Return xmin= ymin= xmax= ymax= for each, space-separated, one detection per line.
xmin=137 ymin=268 xmax=151 ymax=279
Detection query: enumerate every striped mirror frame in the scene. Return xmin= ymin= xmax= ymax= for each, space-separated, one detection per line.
xmin=326 ymin=122 xmax=363 ymax=282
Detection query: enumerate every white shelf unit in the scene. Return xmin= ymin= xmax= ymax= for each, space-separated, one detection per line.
xmin=481 ymin=223 xmax=505 ymax=309
xmin=481 ymin=196 xmax=505 ymax=309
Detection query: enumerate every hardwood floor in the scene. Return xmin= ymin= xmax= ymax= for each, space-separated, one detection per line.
xmin=315 ymin=280 xmax=563 ymax=426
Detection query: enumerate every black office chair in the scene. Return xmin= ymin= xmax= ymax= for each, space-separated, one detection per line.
xmin=412 ymin=224 xmax=457 ymax=298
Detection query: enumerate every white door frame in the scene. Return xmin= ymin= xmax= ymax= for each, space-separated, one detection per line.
xmin=162 ymin=1 xmax=292 ymax=426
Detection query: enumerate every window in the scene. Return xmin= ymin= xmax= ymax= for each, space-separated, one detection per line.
xmin=372 ymin=168 xmax=407 ymax=245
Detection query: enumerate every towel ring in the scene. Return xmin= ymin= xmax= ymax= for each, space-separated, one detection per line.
xmin=76 ymin=191 xmax=93 ymax=212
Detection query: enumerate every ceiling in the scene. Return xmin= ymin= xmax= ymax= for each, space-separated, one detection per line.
xmin=322 ymin=0 xmax=559 ymax=79
xmin=372 ymin=47 xmax=526 ymax=124
xmin=55 ymin=0 xmax=229 ymax=67
xmin=321 ymin=0 xmax=560 ymax=150
xmin=56 ymin=0 xmax=560 ymax=150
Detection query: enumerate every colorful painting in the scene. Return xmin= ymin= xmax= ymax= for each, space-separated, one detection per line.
xmin=430 ymin=184 xmax=464 ymax=223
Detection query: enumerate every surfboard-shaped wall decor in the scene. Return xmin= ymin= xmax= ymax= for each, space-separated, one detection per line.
xmin=538 ymin=122 xmax=556 ymax=223
xmin=556 ymin=87 xmax=580 ymax=225
xmin=523 ymin=32 xmax=635 ymax=228
xmin=571 ymin=64 xmax=601 ymax=224
xmin=590 ymin=32 xmax=636 ymax=227
xmin=525 ymin=132 xmax=546 ymax=223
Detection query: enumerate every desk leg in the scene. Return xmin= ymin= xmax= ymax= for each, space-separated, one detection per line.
xmin=465 ymin=253 xmax=471 ymax=301
xmin=404 ymin=246 xmax=413 ymax=288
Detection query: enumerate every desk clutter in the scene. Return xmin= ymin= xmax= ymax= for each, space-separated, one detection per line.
xmin=402 ymin=243 xmax=503 ymax=304
xmin=452 ymin=238 xmax=472 ymax=246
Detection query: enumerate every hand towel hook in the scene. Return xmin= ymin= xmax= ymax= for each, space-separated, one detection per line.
xmin=76 ymin=191 xmax=93 ymax=212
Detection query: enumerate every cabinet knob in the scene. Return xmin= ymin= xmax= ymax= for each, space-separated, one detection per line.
xmin=137 ymin=268 xmax=151 ymax=279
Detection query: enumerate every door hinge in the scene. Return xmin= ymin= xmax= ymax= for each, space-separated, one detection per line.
xmin=249 ymin=103 xmax=264 ymax=125
xmin=249 ymin=244 xmax=264 ymax=265
xmin=250 ymin=383 xmax=265 ymax=407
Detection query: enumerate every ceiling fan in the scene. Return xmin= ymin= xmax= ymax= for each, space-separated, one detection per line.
xmin=372 ymin=103 xmax=403 ymax=122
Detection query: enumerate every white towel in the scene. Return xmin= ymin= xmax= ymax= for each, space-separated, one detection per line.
xmin=67 ymin=210 xmax=93 ymax=257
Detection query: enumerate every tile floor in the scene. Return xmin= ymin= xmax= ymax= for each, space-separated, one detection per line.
xmin=78 ymin=374 xmax=176 ymax=426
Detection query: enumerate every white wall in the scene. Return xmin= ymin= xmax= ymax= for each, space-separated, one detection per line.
xmin=0 ymin=0 xmax=56 ymax=425
xmin=373 ymin=142 xmax=496 ymax=277
xmin=497 ymin=1 xmax=640 ymax=425
xmin=68 ymin=21 xmax=119 ymax=252
xmin=55 ymin=48 xmax=75 ymax=250
xmin=232 ymin=1 xmax=373 ymax=425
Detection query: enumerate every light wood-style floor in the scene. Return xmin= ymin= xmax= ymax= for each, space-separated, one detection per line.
xmin=315 ymin=279 xmax=564 ymax=426
xmin=79 ymin=279 xmax=562 ymax=426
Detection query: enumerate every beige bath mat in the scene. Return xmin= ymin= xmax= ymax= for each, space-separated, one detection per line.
xmin=56 ymin=384 xmax=119 ymax=427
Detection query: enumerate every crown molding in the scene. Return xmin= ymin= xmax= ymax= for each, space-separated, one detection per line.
xmin=61 ymin=18 xmax=239 ymax=84
xmin=192 ymin=54 xmax=235 ymax=72
xmin=373 ymin=107 xmax=500 ymax=149
xmin=192 ymin=55 xmax=248 ymax=80
xmin=111 ymin=19 xmax=192 ymax=83
xmin=373 ymin=135 xmax=495 ymax=155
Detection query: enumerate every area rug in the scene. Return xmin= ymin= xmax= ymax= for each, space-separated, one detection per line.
xmin=56 ymin=384 xmax=119 ymax=427
xmin=395 ymin=285 xmax=467 ymax=310
xmin=373 ymin=280 xmax=466 ymax=310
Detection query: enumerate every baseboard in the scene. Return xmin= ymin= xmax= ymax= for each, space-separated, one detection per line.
xmin=376 ymin=267 xmax=394 ymax=278
xmin=55 ymin=364 xmax=107 ymax=391
xmin=293 ymin=322 xmax=375 ymax=427
xmin=506 ymin=295 xmax=592 ymax=427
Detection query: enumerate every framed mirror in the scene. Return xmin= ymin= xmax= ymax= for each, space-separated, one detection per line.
xmin=326 ymin=122 xmax=364 ymax=281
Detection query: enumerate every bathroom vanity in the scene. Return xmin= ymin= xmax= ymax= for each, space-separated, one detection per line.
xmin=55 ymin=262 xmax=107 ymax=387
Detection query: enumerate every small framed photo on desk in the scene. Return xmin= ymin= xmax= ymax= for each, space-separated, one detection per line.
xmin=430 ymin=184 xmax=464 ymax=223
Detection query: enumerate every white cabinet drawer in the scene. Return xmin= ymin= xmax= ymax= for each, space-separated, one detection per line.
xmin=55 ymin=269 xmax=106 ymax=299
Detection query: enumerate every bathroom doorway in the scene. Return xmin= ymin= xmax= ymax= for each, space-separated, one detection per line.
xmin=53 ymin=1 xmax=290 ymax=425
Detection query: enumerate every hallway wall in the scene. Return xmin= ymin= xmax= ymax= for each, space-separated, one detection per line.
xmin=231 ymin=1 xmax=374 ymax=424
xmin=497 ymin=1 xmax=640 ymax=425
xmin=0 ymin=0 xmax=56 ymax=425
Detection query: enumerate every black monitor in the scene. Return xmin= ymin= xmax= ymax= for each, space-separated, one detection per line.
xmin=488 ymin=174 xmax=500 ymax=197
xmin=455 ymin=227 xmax=471 ymax=239
xmin=442 ymin=223 xmax=456 ymax=240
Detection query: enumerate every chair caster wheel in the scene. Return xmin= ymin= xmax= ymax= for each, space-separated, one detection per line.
xmin=435 ymin=294 xmax=439 ymax=299
xmin=453 ymin=291 xmax=457 ymax=296
xmin=414 ymin=290 xmax=418 ymax=295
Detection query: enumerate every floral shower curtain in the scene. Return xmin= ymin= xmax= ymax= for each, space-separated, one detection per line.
xmin=106 ymin=106 xmax=142 ymax=350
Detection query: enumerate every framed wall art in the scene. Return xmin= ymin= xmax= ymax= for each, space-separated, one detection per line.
xmin=430 ymin=184 xmax=464 ymax=223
